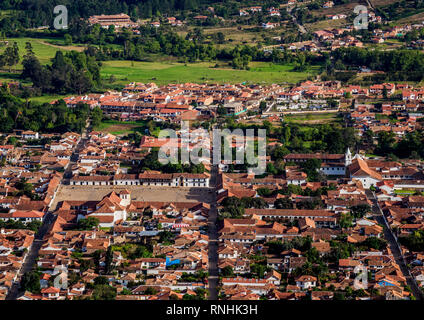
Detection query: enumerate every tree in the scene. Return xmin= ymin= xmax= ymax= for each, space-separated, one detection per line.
xmin=282 ymin=126 xmax=291 ymax=144
xmin=266 ymin=162 xmax=278 ymax=175
xmin=300 ymin=158 xmax=322 ymax=182
xmin=144 ymin=287 xmax=158 ymax=295
xmin=91 ymin=107 xmax=103 ymax=128
xmin=250 ymin=263 xmax=268 ymax=278
xmin=77 ymin=217 xmax=100 ymax=230
xmin=257 ymin=187 xmax=272 ymax=197
xmin=305 ymin=247 xmax=321 ymax=264
xmin=2 ymin=41 xmax=19 ymax=72
xmin=217 ymin=105 xmax=227 ymax=115
xmin=259 ymin=101 xmax=267 ymax=112
xmin=21 ymin=271 xmax=41 ymax=293
xmin=399 ymin=230 xmax=424 ymax=252
xmin=350 ymin=204 xmax=371 ymax=218
xmin=93 ymin=276 xmax=109 ymax=285
xmin=92 ymin=284 xmax=117 ymax=300
xmin=274 ymin=197 xmax=293 ymax=209
xmin=21 ymin=50 xmax=100 ymax=94
xmin=216 ymin=32 xmax=225 ymax=44
xmin=64 ymin=34 xmax=73 ymax=46
xmin=360 ymin=237 xmax=387 ymax=250
xmin=221 ymin=266 xmax=234 ymax=277
xmin=339 ymin=213 xmax=353 ymax=229
xmin=271 ymin=145 xmax=289 ymax=160
xmin=24 ymin=42 xmax=34 ymax=57
xmin=159 ymin=230 xmax=175 ymax=244
xmin=375 ymin=131 xmax=396 ymax=155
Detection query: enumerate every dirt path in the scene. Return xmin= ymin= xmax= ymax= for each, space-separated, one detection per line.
xmin=36 ymin=40 xmax=86 ymax=52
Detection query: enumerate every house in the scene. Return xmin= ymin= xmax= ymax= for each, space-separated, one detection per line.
xmin=41 ymin=287 xmax=60 ymax=300
xmin=0 ymin=210 xmax=45 ymax=223
xmin=323 ymin=1 xmax=334 ymax=8
xmin=88 ymin=13 xmax=135 ymax=29
xmin=265 ymin=270 xmax=281 ymax=286
xmin=21 ymin=131 xmax=39 ymax=140
xmin=347 ymin=157 xmax=382 ymax=189
xmin=311 ymin=240 xmax=331 ymax=255
xmin=262 ymin=22 xmax=277 ymax=29
xmin=369 ymin=83 xmax=395 ymax=96
xmin=295 ymin=275 xmax=317 ymax=290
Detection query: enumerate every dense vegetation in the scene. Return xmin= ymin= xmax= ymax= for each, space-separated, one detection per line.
xmin=0 ymin=0 xmax=287 ymax=32
xmin=332 ymin=47 xmax=424 ymax=82
xmin=399 ymin=230 xmax=424 ymax=252
xmin=373 ymin=130 xmax=424 ymax=160
xmin=0 ymin=88 xmax=99 ymax=133
xmin=140 ymin=148 xmax=206 ymax=173
xmin=220 ymin=196 xmax=268 ymax=219
xmin=224 ymin=120 xmax=357 ymax=156
xmin=22 ymin=42 xmax=101 ymax=94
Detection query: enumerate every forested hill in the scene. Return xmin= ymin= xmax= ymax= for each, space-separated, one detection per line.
xmin=0 ymin=0 xmax=251 ymax=28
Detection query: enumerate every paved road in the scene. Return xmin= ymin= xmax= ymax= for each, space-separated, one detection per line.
xmin=366 ymin=190 xmax=423 ymax=300
xmin=207 ymin=164 xmax=219 ymax=300
xmin=287 ymin=7 xmax=307 ymax=34
xmin=5 ymin=212 xmax=56 ymax=300
xmin=63 ymin=121 xmax=91 ymax=183
xmin=365 ymin=0 xmax=376 ymax=12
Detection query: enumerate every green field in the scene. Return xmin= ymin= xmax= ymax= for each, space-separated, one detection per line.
xmin=394 ymin=189 xmax=416 ymax=195
xmin=93 ymin=119 xmax=159 ymax=136
xmin=101 ymin=60 xmax=319 ymax=85
xmin=0 ymin=37 xmax=319 ymax=88
xmin=283 ymin=112 xmax=341 ymax=124
xmin=1 ymin=37 xmax=84 ymax=66
xmin=29 ymin=94 xmax=70 ymax=104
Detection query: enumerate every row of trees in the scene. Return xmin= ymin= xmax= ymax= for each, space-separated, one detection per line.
xmin=220 ymin=196 xmax=269 ymax=219
xmin=332 ymin=47 xmax=424 ymax=81
xmin=140 ymin=148 xmax=206 ymax=173
xmin=64 ymin=21 xmax=322 ymax=68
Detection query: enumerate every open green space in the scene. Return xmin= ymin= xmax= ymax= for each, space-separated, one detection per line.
xmin=0 ymin=37 xmax=319 ymax=86
xmin=28 ymin=94 xmax=69 ymax=104
xmin=283 ymin=112 xmax=341 ymax=124
xmin=394 ymin=189 xmax=416 ymax=195
xmin=1 ymin=37 xmax=82 ymax=66
xmin=93 ymin=119 xmax=158 ymax=136
xmin=101 ymin=60 xmax=319 ymax=85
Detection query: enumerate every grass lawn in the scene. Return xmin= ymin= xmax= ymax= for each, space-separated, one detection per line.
xmin=394 ymin=189 xmax=416 ymax=195
xmin=283 ymin=112 xmax=341 ymax=124
xmin=101 ymin=60 xmax=318 ymax=85
xmin=1 ymin=37 xmax=69 ymax=66
xmin=365 ymin=154 xmax=379 ymax=158
xmin=305 ymin=19 xmax=348 ymax=32
xmin=94 ymin=119 xmax=151 ymax=136
xmin=29 ymin=94 xmax=70 ymax=104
